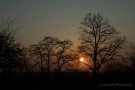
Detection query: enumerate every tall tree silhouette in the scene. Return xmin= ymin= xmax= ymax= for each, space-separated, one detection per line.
xmin=55 ymin=40 xmax=77 ymax=75
xmin=30 ymin=36 xmax=59 ymax=77
xmin=78 ymin=13 xmax=125 ymax=78
xmin=0 ymin=20 xmax=23 ymax=73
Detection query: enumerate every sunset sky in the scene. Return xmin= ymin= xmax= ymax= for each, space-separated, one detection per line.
xmin=0 ymin=0 xmax=135 ymax=46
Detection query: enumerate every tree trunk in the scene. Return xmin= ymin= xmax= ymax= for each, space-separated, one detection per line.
xmin=93 ymin=60 xmax=97 ymax=78
xmin=92 ymin=49 xmax=97 ymax=86
xmin=92 ymin=60 xmax=97 ymax=86
xmin=47 ymin=59 xmax=50 ymax=80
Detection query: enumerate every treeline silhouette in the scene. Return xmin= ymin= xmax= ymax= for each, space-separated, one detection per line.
xmin=0 ymin=13 xmax=135 ymax=88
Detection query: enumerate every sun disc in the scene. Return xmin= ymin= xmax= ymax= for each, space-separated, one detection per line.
xmin=80 ymin=58 xmax=84 ymax=62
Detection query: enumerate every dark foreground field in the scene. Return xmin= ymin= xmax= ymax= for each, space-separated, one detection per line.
xmin=0 ymin=72 xmax=134 ymax=89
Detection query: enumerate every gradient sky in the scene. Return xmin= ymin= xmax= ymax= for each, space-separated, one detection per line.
xmin=0 ymin=0 xmax=135 ymax=46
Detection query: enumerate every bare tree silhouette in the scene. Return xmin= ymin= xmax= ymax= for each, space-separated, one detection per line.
xmin=30 ymin=44 xmax=45 ymax=74
xmin=30 ymin=36 xmax=60 ymax=78
xmin=78 ymin=13 xmax=126 ymax=79
xmin=55 ymin=40 xmax=77 ymax=76
xmin=0 ymin=20 xmax=23 ymax=73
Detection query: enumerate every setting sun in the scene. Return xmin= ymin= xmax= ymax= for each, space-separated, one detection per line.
xmin=80 ymin=58 xmax=84 ymax=62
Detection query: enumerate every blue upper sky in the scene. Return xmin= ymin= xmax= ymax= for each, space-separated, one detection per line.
xmin=0 ymin=0 xmax=135 ymax=46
